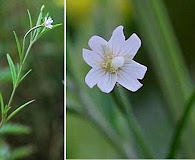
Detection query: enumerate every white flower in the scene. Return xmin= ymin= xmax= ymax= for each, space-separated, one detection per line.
xmin=83 ymin=25 xmax=147 ymax=93
xmin=44 ymin=17 xmax=53 ymax=29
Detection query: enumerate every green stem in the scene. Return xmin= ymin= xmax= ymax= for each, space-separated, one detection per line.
xmin=66 ymin=64 xmax=135 ymax=158
xmin=24 ymin=25 xmax=43 ymax=40
xmin=22 ymin=25 xmax=42 ymax=59
xmin=1 ymin=39 xmax=35 ymax=128
xmin=167 ymin=91 xmax=195 ymax=158
xmin=7 ymin=41 xmax=34 ymax=108
xmin=111 ymin=87 xmax=153 ymax=158
xmin=0 ymin=116 xmax=5 ymax=128
xmin=79 ymin=90 xmax=134 ymax=158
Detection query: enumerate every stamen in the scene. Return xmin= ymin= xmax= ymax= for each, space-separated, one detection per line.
xmin=111 ymin=56 xmax=125 ymax=69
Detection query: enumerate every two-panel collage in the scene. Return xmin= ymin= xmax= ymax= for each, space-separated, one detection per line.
xmin=1 ymin=0 xmax=195 ymax=160
xmin=67 ymin=0 xmax=195 ymax=159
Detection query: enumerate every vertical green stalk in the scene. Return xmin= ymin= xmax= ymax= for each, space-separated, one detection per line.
xmin=79 ymin=90 xmax=134 ymax=158
xmin=167 ymin=91 xmax=195 ymax=158
xmin=111 ymin=87 xmax=153 ymax=158
xmin=132 ymin=0 xmax=195 ymax=157
xmin=67 ymin=41 xmax=135 ymax=158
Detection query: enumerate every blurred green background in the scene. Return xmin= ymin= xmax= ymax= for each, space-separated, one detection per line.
xmin=67 ymin=0 xmax=195 ymax=159
xmin=0 ymin=0 xmax=64 ymax=160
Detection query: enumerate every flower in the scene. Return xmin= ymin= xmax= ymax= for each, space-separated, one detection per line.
xmin=44 ymin=17 xmax=53 ymax=29
xmin=83 ymin=25 xmax=147 ymax=93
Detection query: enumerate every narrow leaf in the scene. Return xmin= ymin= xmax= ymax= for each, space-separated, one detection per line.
xmin=27 ymin=9 xmax=33 ymax=29
xmin=36 ymin=12 xmax=49 ymax=39
xmin=6 ymin=54 xmax=17 ymax=86
xmin=19 ymin=69 xmax=32 ymax=83
xmin=27 ymin=9 xmax=33 ymax=41
xmin=13 ymin=31 xmax=22 ymax=62
xmin=0 ymin=123 xmax=31 ymax=135
xmin=0 ymin=92 xmax=4 ymax=115
xmin=32 ymin=6 xmax=44 ymax=39
xmin=9 ymin=145 xmax=34 ymax=159
xmin=6 ymin=100 xmax=35 ymax=122
xmin=4 ymin=105 xmax=11 ymax=114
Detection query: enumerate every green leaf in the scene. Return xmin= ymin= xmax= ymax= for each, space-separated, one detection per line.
xmin=32 ymin=5 xmax=44 ymax=39
xmin=13 ymin=31 xmax=22 ymax=62
xmin=27 ymin=9 xmax=33 ymax=41
xmin=4 ymin=105 xmax=11 ymax=115
xmin=16 ymin=63 xmax=20 ymax=74
xmin=0 ymin=92 xmax=4 ymax=115
xmin=9 ymin=145 xmax=34 ymax=159
xmin=27 ymin=9 xmax=32 ymax=28
xmin=19 ymin=69 xmax=32 ymax=83
xmin=6 ymin=100 xmax=35 ymax=122
xmin=0 ymin=123 xmax=31 ymax=135
xmin=6 ymin=54 xmax=17 ymax=86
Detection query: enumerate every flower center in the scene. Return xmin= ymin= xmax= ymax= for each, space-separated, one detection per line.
xmin=102 ymin=55 xmax=125 ymax=73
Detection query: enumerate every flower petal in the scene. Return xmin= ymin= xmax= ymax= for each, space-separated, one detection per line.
xmin=117 ymin=69 xmax=143 ymax=92
xmin=121 ymin=33 xmax=141 ymax=59
xmin=82 ymin=49 xmax=103 ymax=67
xmin=121 ymin=60 xmax=147 ymax=79
xmin=88 ymin=36 xmax=107 ymax=58
xmin=85 ymin=68 xmax=105 ymax=88
xmin=97 ymin=72 xmax=117 ymax=93
xmin=108 ymin=26 xmax=125 ymax=56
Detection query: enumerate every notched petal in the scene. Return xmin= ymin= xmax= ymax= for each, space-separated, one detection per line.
xmin=82 ymin=49 xmax=102 ymax=67
xmin=108 ymin=25 xmax=125 ymax=56
xmin=117 ymin=70 xmax=143 ymax=92
xmin=121 ymin=33 xmax=141 ymax=59
xmin=121 ymin=60 xmax=147 ymax=79
xmin=85 ymin=68 xmax=105 ymax=88
xmin=88 ymin=36 xmax=107 ymax=57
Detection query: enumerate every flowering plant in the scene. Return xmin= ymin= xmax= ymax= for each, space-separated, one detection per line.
xmin=0 ymin=5 xmax=61 ymax=128
xmin=67 ymin=0 xmax=195 ymax=159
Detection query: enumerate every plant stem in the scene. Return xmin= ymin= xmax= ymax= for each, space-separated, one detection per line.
xmin=79 ymin=90 xmax=134 ymax=158
xmin=0 ymin=40 xmax=35 ymax=128
xmin=7 ymin=41 xmax=34 ymax=107
xmin=111 ymin=87 xmax=153 ymax=158
xmin=167 ymin=91 xmax=195 ymax=158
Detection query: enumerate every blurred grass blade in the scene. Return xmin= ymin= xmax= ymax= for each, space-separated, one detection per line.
xmin=9 ymin=145 xmax=34 ymax=159
xmin=0 ymin=92 xmax=4 ymax=115
xmin=0 ymin=123 xmax=31 ymax=135
xmin=7 ymin=54 xmax=17 ymax=86
xmin=167 ymin=91 xmax=195 ymax=158
xmin=13 ymin=31 xmax=22 ymax=62
xmin=6 ymin=100 xmax=35 ymax=122
xmin=132 ymin=0 xmax=195 ymax=157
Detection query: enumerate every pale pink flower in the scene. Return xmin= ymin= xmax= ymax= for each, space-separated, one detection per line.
xmin=83 ymin=26 xmax=147 ymax=93
xmin=44 ymin=17 xmax=53 ymax=29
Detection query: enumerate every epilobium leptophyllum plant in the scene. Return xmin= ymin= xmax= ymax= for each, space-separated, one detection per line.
xmin=83 ymin=25 xmax=147 ymax=93
xmin=82 ymin=26 xmax=153 ymax=158
xmin=0 ymin=5 xmax=61 ymax=128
